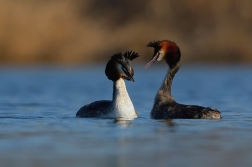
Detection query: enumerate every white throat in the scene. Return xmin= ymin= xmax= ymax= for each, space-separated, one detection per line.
xmin=111 ymin=78 xmax=137 ymax=119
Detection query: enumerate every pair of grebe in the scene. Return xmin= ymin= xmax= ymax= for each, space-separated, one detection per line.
xmin=76 ymin=40 xmax=221 ymax=119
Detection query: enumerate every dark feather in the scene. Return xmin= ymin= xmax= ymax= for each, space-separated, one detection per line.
xmin=111 ymin=51 xmax=139 ymax=62
xmin=151 ymin=103 xmax=221 ymax=119
xmin=111 ymin=52 xmax=123 ymax=60
xmin=124 ymin=51 xmax=139 ymax=60
xmin=76 ymin=100 xmax=111 ymax=118
xmin=147 ymin=41 xmax=161 ymax=48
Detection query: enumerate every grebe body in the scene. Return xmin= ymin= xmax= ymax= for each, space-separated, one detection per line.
xmin=76 ymin=51 xmax=139 ymax=119
xmin=146 ymin=40 xmax=221 ymax=119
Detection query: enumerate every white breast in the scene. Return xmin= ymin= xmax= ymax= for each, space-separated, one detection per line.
xmin=109 ymin=78 xmax=137 ymax=119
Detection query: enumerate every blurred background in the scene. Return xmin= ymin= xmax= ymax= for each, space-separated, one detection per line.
xmin=1 ymin=2 xmax=252 ymax=167
xmin=0 ymin=0 xmax=251 ymax=65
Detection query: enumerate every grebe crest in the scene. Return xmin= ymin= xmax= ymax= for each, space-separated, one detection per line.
xmin=145 ymin=40 xmax=221 ymax=119
xmin=146 ymin=40 xmax=181 ymax=68
xmin=76 ymin=51 xmax=139 ymax=119
xmin=106 ymin=51 xmax=138 ymax=82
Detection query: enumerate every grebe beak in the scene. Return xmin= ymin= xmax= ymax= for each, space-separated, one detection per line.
xmin=122 ymin=66 xmax=135 ymax=82
xmin=145 ymin=53 xmax=160 ymax=68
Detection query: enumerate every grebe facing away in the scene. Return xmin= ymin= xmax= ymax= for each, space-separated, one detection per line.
xmin=145 ymin=40 xmax=221 ymax=119
xmin=76 ymin=51 xmax=139 ymax=119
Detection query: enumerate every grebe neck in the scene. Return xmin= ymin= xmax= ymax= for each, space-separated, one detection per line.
xmin=112 ymin=78 xmax=135 ymax=118
xmin=113 ymin=78 xmax=130 ymax=101
xmin=113 ymin=78 xmax=133 ymax=107
xmin=154 ymin=63 xmax=181 ymax=105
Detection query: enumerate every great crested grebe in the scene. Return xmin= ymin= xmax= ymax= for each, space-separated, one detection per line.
xmin=145 ymin=40 xmax=221 ymax=119
xmin=76 ymin=51 xmax=139 ymax=119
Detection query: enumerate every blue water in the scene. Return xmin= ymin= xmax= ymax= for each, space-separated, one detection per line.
xmin=0 ymin=65 xmax=252 ymax=167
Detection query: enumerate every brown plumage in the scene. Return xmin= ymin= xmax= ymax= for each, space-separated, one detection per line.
xmin=146 ymin=40 xmax=221 ymax=119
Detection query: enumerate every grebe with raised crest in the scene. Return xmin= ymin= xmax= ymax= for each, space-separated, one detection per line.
xmin=76 ymin=51 xmax=139 ymax=119
xmin=145 ymin=40 xmax=221 ymax=119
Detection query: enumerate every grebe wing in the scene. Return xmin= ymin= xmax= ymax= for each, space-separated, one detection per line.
xmin=168 ymin=104 xmax=220 ymax=119
xmin=76 ymin=100 xmax=111 ymax=118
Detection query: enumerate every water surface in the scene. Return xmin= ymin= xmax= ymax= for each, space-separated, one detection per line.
xmin=0 ymin=65 xmax=252 ymax=167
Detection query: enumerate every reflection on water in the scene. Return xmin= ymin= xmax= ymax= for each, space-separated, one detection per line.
xmin=164 ymin=119 xmax=175 ymax=127
xmin=113 ymin=119 xmax=134 ymax=128
xmin=0 ymin=65 xmax=252 ymax=167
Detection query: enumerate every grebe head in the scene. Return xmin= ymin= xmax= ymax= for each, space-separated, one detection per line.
xmin=145 ymin=40 xmax=181 ymax=69
xmin=105 ymin=51 xmax=139 ymax=82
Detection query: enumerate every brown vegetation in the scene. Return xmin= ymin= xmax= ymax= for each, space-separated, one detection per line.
xmin=0 ymin=0 xmax=251 ymax=65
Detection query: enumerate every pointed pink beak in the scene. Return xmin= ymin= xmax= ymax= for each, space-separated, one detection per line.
xmin=145 ymin=53 xmax=159 ymax=68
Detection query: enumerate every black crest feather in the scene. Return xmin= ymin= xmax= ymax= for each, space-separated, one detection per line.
xmin=123 ymin=51 xmax=139 ymax=60
xmin=111 ymin=52 xmax=123 ymax=60
xmin=147 ymin=41 xmax=161 ymax=48
xmin=111 ymin=51 xmax=139 ymax=61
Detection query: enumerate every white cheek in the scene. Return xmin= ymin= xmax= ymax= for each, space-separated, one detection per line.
xmin=157 ymin=51 xmax=163 ymax=61
xmin=157 ymin=55 xmax=162 ymax=61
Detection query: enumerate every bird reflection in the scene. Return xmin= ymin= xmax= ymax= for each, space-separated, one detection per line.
xmin=164 ymin=119 xmax=175 ymax=127
xmin=113 ymin=118 xmax=133 ymax=128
